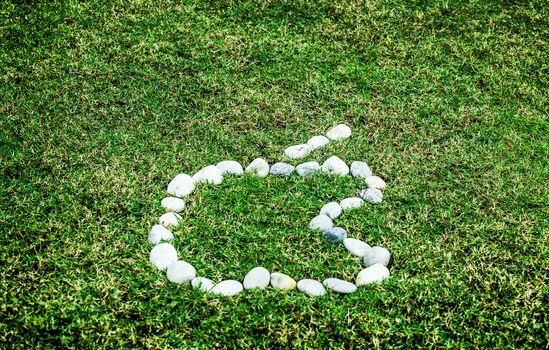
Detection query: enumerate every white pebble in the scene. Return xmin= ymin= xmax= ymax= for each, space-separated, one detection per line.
xmin=307 ymin=135 xmax=330 ymax=150
xmin=340 ymin=197 xmax=364 ymax=211
xmin=216 ymin=160 xmax=243 ymax=175
xmin=243 ymin=267 xmax=271 ymax=289
xmin=245 ymin=158 xmax=270 ymax=177
xmin=284 ymin=144 xmax=312 ymax=159
xmin=364 ymin=176 xmax=386 ymax=190
xmin=148 ymin=224 xmax=174 ymax=245
xmin=323 ymin=278 xmax=357 ymax=294
xmin=343 ymin=238 xmax=371 ymax=257
xmin=321 ymin=156 xmax=349 ymax=176
xmin=356 ymin=263 xmax=390 ymax=286
xmin=320 ymin=202 xmax=342 ymax=219
xmin=357 ymin=188 xmax=383 ymax=203
xmin=160 ymin=197 xmax=185 ymax=212
xmin=296 ymin=161 xmax=321 ymax=176
xmin=167 ymin=173 xmax=195 ymax=197
xmin=270 ymin=272 xmax=297 ymax=290
xmin=191 ymin=277 xmax=215 ymax=292
xmin=363 ymin=246 xmax=391 ymax=267
xmin=192 ymin=165 xmax=223 ymax=185
xmin=350 ymin=161 xmax=373 ymax=179
xmin=326 ymin=124 xmax=352 ymax=141
xmin=166 ymin=260 xmax=196 ymax=284
xmin=159 ymin=212 xmax=182 ymax=228
xmin=210 ymin=280 xmax=244 ymax=296
xmin=297 ymin=279 xmax=326 ymax=296
xmin=270 ymin=162 xmax=295 ymax=176
xmin=150 ymin=243 xmax=178 ymax=270
xmin=309 ymin=214 xmax=333 ymax=232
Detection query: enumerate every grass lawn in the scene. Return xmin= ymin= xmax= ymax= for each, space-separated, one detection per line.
xmin=1 ymin=0 xmax=548 ymax=348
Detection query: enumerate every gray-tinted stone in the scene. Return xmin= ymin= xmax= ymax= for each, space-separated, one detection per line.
xmin=320 ymin=202 xmax=342 ymax=219
xmin=296 ymin=161 xmax=321 ymax=176
xmin=322 ymin=227 xmax=347 ymax=243
xmin=350 ymin=161 xmax=373 ymax=179
xmin=270 ymin=162 xmax=295 ymax=176
xmin=357 ymin=188 xmax=383 ymax=203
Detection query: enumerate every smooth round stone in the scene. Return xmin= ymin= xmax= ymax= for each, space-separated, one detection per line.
xmin=323 ymin=278 xmax=357 ymax=294
xmin=296 ymin=161 xmax=320 ymax=176
xmin=150 ymin=243 xmax=178 ymax=270
xmin=166 ymin=260 xmax=196 ymax=284
xmin=284 ymin=144 xmax=312 ymax=159
xmin=243 ymin=267 xmax=271 ymax=289
xmin=297 ymin=279 xmax=326 ymax=296
xmin=159 ymin=212 xmax=182 ymax=228
xmin=326 ymin=124 xmax=352 ymax=141
xmin=321 ymin=156 xmax=349 ymax=176
xmin=270 ymin=272 xmax=297 ymax=290
xmin=322 ymin=227 xmax=347 ymax=243
xmin=340 ymin=197 xmax=364 ymax=210
xmin=350 ymin=161 xmax=373 ymax=179
xmin=309 ymin=214 xmax=333 ymax=232
xmin=216 ymin=160 xmax=243 ymax=175
xmin=148 ymin=224 xmax=174 ymax=245
xmin=210 ymin=280 xmax=244 ymax=296
xmin=364 ymin=176 xmax=386 ymax=190
xmin=307 ymin=135 xmax=330 ymax=150
xmin=161 ymin=197 xmax=185 ymax=212
xmin=356 ymin=263 xmax=390 ymax=286
xmin=245 ymin=158 xmax=269 ymax=177
xmin=320 ymin=202 xmax=342 ymax=219
xmin=363 ymin=246 xmax=391 ymax=267
xmin=357 ymin=188 xmax=383 ymax=203
xmin=167 ymin=173 xmax=195 ymax=197
xmin=191 ymin=277 xmax=215 ymax=292
xmin=192 ymin=165 xmax=223 ymax=185
xmin=270 ymin=162 xmax=295 ymax=176
xmin=343 ymin=238 xmax=371 ymax=257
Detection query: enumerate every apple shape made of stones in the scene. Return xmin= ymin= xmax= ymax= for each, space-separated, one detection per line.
xmin=149 ymin=124 xmax=391 ymax=297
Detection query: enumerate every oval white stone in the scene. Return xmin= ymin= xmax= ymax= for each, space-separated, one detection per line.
xmin=284 ymin=144 xmax=312 ymax=159
xmin=148 ymin=224 xmax=174 ymax=245
xmin=296 ymin=161 xmax=321 ymax=176
xmin=160 ymin=197 xmax=185 ymax=212
xmin=321 ymin=156 xmax=349 ymax=176
xmin=356 ymin=263 xmax=390 ymax=286
xmin=297 ymin=279 xmax=326 ymax=296
xmin=307 ymin=135 xmax=330 ymax=150
xmin=363 ymin=246 xmax=391 ymax=267
xmin=350 ymin=161 xmax=373 ymax=179
xmin=191 ymin=277 xmax=215 ymax=292
xmin=358 ymin=188 xmax=383 ymax=203
xmin=166 ymin=260 xmax=196 ymax=284
xmin=323 ymin=278 xmax=357 ymax=294
xmin=270 ymin=272 xmax=296 ymax=290
xmin=364 ymin=176 xmax=386 ymax=190
xmin=243 ymin=267 xmax=271 ymax=289
xmin=340 ymin=197 xmax=364 ymax=210
xmin=159 ymin=212 xmax=182 ymax=228
xmin=150 ymin=243 xmax=178 ymax=270
xmin=192 ymin=165 xmax=223 ymax=185
xmin=245 ymin=158 xmax=270 ymax=177
xmin=309 ymin=214 xmax=333 ymax=232
xmin=343 ymin=238 xmax=371 ymax=257
xmin=320 ymin=202 xmax=342 ymax=219
xmin=270 ymin=162 xmax=295 ymax=176
xmin=167 ymin=173 xmax=195 ymax=197
xmin=326 ymin=124 xmax=352 ymax=141
xmin=210 ymin=280 xmax=244 ymax=296
xmin=216 ymin=160 xmax=243 ymax=175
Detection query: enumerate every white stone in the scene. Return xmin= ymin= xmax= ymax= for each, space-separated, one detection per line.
xmin=166 ymin=260 xmax=196 ymax=284
xmin=320 ymin=202 xmax=342 ymax=219
xmin=245 ymin=158 xmax=269 ymax=177
xmin=243 ymin=267 xmax=270 ymax=289
xmin=350 ymin=161 xmax=372 ymax=179
xmin=323 ymin=278 xmax=357 ymax=294
xmin=216 ymin=160 xmax=243 ymax=175
xmin=321 ymin=156 xmax=349 ymax=176
xmin=296 ymin=161 xmax=320 ymax=176
xmin=284 ymin=144 xmax=312 ymax=159
xmin=148 ymin=224 xmax=174 ymax=245
xmin=191 ymin=277 xmax=215 ymax=292
xmin=159 ymin=212 xmax=182 ymax=228
xmin=340 ymin=197 xmax=363 ymax=210
xmin=160 ymin=197 xmax=185 ymax=212
xmin=270 ymin=272 xmax=296 ymax=290
xmin=297 ymin=279 xmax=326 ymax=296
xmin=210 ymin=280 xmax=244 ymax=296
xmin=307 ymin=135 xmax=330 ymax=150
xmin=270 ymin=162 xmax=295 ymax=176
xmin=167 ymin=173 xmax=195 ymax=197
xmin=309 ymin=214 xmax=333 ymax=232
xmin=358 ymin=188 xmax=383 ymax=203
xmin=363 ymin=246 xmax=391 ymax=267
xmin=364 ymin=176 xmax=386 ymax=190
xmin=150 ymin=243 xmax=178 ymax=270
xmin=356 ymin=263 xmax=390 ymax=286
xmin=343 ymin=238 xmax=371 ymax=257
xmin=192 ymin=165 xmax=223 ymax=185
xmin=326 ymin=124 xmax=352 ymax=141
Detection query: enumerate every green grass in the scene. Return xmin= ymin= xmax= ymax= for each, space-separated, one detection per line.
xmin=1 ymin=0 xmax=548 ymax=348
